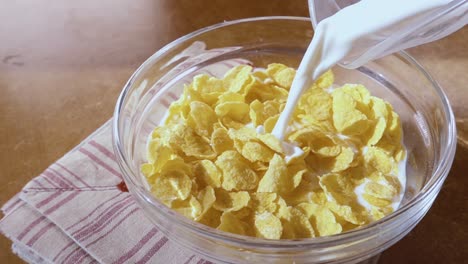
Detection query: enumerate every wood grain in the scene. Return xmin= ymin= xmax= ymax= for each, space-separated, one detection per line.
xmin=0 ymin=0 xmax=466 ymax=263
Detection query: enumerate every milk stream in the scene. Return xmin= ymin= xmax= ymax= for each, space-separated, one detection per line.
xmin=272 ymin=0 xmax=461 ymax=140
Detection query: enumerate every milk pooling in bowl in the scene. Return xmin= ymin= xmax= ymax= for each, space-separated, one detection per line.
xmin=272 ymin=0 xmax=466 ymax=210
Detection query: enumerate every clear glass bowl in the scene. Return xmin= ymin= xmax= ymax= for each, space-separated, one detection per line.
xmin=112 ymin=17 xmax=456 ymax=264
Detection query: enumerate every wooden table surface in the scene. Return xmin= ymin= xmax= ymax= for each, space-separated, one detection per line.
xmin=1 ymin=1 xmax=467 ymax=263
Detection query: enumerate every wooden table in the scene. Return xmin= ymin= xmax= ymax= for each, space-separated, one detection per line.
xmin=1 ymin=1 xmax=466 ymax=263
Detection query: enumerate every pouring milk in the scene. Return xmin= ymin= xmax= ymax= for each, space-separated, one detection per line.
xmin=272 ymin=0 xmax=468 ymax=140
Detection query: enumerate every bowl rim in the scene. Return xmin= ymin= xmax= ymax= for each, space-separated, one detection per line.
xmin=112 ymin=16 xmax=457 ymax=247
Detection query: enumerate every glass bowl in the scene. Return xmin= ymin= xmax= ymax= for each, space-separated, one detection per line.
xmin=112 ymin=17 xmax=456 ymax=264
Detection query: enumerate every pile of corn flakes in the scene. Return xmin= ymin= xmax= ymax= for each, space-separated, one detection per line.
xmin=142 ymin=63 xmax=405 ymax=239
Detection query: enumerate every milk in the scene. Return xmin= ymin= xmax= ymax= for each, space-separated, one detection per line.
xmin=272 ymin=0 xmax=461 ymax=140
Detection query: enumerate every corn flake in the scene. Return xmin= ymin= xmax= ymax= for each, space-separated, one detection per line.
xmin=215 ymin=151 xmax=258 ymax=191
xmin=144 ymin=64 xmax=405 ymax=240
xmin=187 ymin=101 xmax=217 ymax=138
xmin=266 ymin=63 xmax=296 ymax=89
xmin=250 ymin=193 xmax=278 ymax=213
xmin=254 ymin=212 xmax=283 ymax=239
xmin=257 ymin=154 xmax=300 ymax=194
xmin=215 ymin=101 xmax=250 ymax=123
xmin=211 ymin=127 xmax=234 ymax=154
xmin=223 ymin=65 xmax=254 ymax=93
xmin=193 ymin=160 xmax=221 ymax=188
xmin=332 ymin=89 xmax=370 ymax=135
xmin=152 ymin=169 xmax=192 ymax=202
xmin=241 ymin=141 xmax=275 ymax=163
xmin=297 ymin=202 xmax=342 ymax=236
xmin=364 ymin=147 xmax=394 ymax=174
xmin=213 ymin=189 xmax=250 ymax=212
xmin=218 ymin=212 xmax=249 ymax=236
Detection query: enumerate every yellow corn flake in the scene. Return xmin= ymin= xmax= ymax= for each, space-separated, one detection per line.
xmin=172 ymin=195 xmax=202 ymax=219
xmin=274 ymin=196 xmax=291 ymax=220
xmin=367 ymin=117 xmax=387 ymax=146
xmin=311 ymin=190 xmax=329 ymax=205
xmin=249 ymin=100 xmax=266 ymax=127
xmin=369 ymin=206 xmax=393 ymax=221
xmin=141 ymin=163 xmax=154 ymax=178
xmin=147 ymin=139 xmax=177 ymax=167
xmin=383 ymin=175 xmax=402 ymax=194
xmin=186 ymin=196 xmax=202 ymax=219
xmin=340 ymin=84 xmax=371 ymax=106
xmin=331 ymin=147 xmax=355 ymax=172
xmin=251 ymin=161 xmax=269 ymax=173
xmin=319 ymin=173 xmax=368 ymax=225
xmin=319 ymin=173 xmax=357 ymax=206
xmin=327 ymin=201 xmax=365 ymax=225
xmin=332 ymin=89 xmax=371 ymax=135
xmin=264 ymin=100 xmax=281 ymax=116
xmin=252 ymin=70 xmax=269 ymax=82
xmin=364 ymin=146 xmax=394 ymax=174
xmin=258 ymin=154 xmax=301 ymax=194
xmin=363 ymin=193 xmax=392 ymax=207
xmin=215 ymin=101 xmax=250 ymax=123
xmin=250 ymin=193 xmax=278 ymax=213
xmin=245 ymin=80 xmax=289 ymax=103
xmin=265 ymin=63 xmax=285 ymax=77
xmin=213 ymin=189 xmax=250 ymax=212
xmin=299 ymin=88 xmax=332 ymax=121
xmin=371 ymin=97 xmax=389 ymax=119
xmin=314 ymin=69 xmax=334 ymax=90
xmin=211 ymin=127 xmax=234 ymax=154
xmin=266 ymin=63 xmax=296 ymax=89
xmin=197 ymin=186 xmax=216 ymax=216
xmin=282 ymin=177 xmax=320 ymax=206
xmin=254 ymin=212 xmax=283 ymax=239
xmin=193 ymin=160 xmax=221 ymax=188
xmin=151 ymin=169 xmax=192 ymax=202
xmin=249 ymin=99 xmax=280 ymax=128
xmin=217 ymin=211 xmax=249 ymax=236
xmin=227 ymin=127 xmax=257 ymax=142
xmin=231 ymin=206 xmax=253 ymax=220
xmin=297 ymin=202 xmax=342 ymax=236
xmin=263 ymin=114 xmax=279 ymax=133
xmin=167 ymin=124 xmax=216 ymax=159
xmin=159 ymin=157 xmax=192 ymax=176
xmin=215 ymin=151 xmax=258 ymax=191
xmin=192 ymin=74 xmax=224 ymax=94
xmin=364 ymin=181 xmax=397 ymax=201
xmin=289 ymin=128 xmax=341 ymax=157
xmin=198 ymin=208 xmax=222 ymax=228
xmin=241 ymin=141 xmax=275 ymax=163
xmin=192 ymin=75 xmax=225 ymax=105
xmin=144 ymin=64 xmax=406 ymax=239
xmin=257 ymin=133 xmax=283 ymax=153
xmin=287 ymin=161 xmax=308 ymax=188
xmin=285 ymin=207 xmax=315 ymax=238
xmin=386 ymin=110 xmax=402 ymax=143
xmin=217 ymin=92 xmax=245 ymax=104
xmin=223 ymin=65 xmax=254 ymax=93
xmin=164 ymin=86 xmax=191 ymax=124
xmin=187 ymin=101 xmax=217 ymax=138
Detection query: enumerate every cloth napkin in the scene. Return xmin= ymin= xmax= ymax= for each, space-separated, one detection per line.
xmin=0 ymin=43 xmax=247 ymax=263
xmin=0 ymin=121 xmax=213 ymax=264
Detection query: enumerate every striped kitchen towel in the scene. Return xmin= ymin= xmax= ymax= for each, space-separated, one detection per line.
xmin=0 ymin=49 xmax=248 ymax=263
xmin=0 ymin=121 xmax=211 ymax=264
